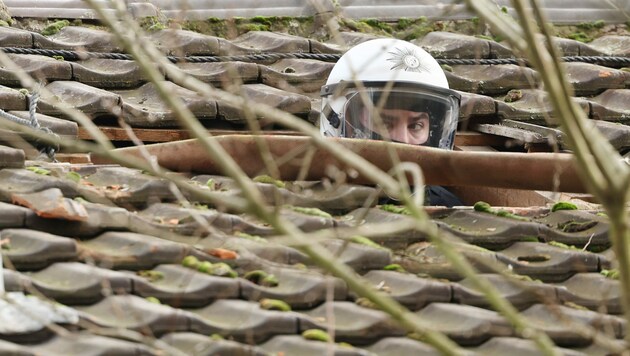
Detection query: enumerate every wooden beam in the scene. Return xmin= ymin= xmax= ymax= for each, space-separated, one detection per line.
xmin=79 ymin=127 xmax=509 ymax=147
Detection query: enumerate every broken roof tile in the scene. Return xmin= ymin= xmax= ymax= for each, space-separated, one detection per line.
xmin=11 ymin=187 xmax=88 ymax=221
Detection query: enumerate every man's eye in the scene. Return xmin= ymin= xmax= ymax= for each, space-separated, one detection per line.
xmin=409 ymin=122 xmax=425 ymax=130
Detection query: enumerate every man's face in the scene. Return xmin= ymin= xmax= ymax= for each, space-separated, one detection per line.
xmin=365 ymin=108 xmax=430 ymax=145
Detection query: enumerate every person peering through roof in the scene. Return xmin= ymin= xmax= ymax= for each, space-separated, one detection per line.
xmin=319 ymin=38 xmax=463 ymax=206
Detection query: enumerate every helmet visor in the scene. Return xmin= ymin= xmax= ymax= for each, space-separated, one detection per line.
xmin=339 ymin=84 xmax=460 ymax=148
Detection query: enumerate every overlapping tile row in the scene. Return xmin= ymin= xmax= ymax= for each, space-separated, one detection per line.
xmin=0 ymin=26 xmax=626 ymax=132
xmin=0 ymin=158 xmax=626 ymax=354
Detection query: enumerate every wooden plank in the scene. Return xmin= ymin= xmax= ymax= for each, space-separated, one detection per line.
xmin=80 ymin=127 xmax=510 ymax=147
xmin=448 ymin=186 xmax=553 ymax=207
xmin=78 ymin=127 xmax=303 ymax=142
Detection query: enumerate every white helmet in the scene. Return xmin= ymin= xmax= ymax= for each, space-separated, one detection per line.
xmin=320 ymin=38 xmax=460 ymax=149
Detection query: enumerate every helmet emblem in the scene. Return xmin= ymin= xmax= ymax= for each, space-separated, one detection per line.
xmin=387 ymin=47 xmax=428 ymax=73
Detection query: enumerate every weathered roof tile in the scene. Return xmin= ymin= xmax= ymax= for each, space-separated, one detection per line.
xmin=556 ymin=273 xmax=621 ymax=314
xmin=1 ymin=228 xmax=77 ymax=270
xmin=71 ymin=58 xmax=146 ymax=88
xmin=79 ymin=231 xmax=190 ymax=270
xmin=76 ymin=294 xmax=190 ymax=335
xmin=187 ymin=299 xmax=299 ymax=343
xmin=299 ymin=301 xmax=406 ymax=344
xmin=33 ymin=26 xmax=121 ymax=52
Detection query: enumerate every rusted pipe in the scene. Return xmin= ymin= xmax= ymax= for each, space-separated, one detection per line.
xmin=98 ymin=135 xmax=586 ymax=193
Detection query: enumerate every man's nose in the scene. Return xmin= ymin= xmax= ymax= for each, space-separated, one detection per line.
xmin=388 ymin=123 xmax=409 ymax=143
